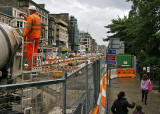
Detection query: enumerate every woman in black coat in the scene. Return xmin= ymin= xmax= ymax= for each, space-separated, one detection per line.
xmin=111 ymin=91 xmax=135 ymax=114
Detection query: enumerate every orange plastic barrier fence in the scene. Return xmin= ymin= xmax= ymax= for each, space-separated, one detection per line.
xmin=89 ymin=105 xmax=99 ymax=114
xmin=117 ymin=68 xmax=136 ymax=78
xmin=101 ymin=76 xmax=107 ymax=108
xmin=90 ymin=73 xmax=109 ymax=114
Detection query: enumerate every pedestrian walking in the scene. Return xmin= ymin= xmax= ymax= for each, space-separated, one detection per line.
xmin=133 ymin=105 xmax=145 ymax=114
xmin=141 ymin=74 xmax=151 ymax=105
xmin=111 ymin=91 xmax=135 ymax=114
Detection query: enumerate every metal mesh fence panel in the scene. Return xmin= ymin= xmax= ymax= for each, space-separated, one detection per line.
xmin=66 ymin=66 xmax=86 ymax=113
xmin=87 ymin=64 xmax=95 ymax=111
xmin=70 ymin=60 xmax=105 ymax=114
xmin=0 ymin=83 xmax=63 ymax=114
xmin=0 ymin=59 xmax=105 ymax=114
xmin=100 ymin=59 xmax=106 ymax=77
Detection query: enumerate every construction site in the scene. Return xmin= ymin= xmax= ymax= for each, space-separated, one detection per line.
xmin=0 ymin=0 xmax=160 ymax=113
xmin=0 ymin=22 xmax=106 ymax=114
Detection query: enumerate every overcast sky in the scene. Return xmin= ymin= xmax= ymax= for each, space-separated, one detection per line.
xmin=33 ymin=0 xmax=131 ymax=46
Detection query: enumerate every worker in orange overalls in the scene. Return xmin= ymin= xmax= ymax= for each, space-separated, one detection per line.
xmin=20 ymin=6 xmax=41 ymax=70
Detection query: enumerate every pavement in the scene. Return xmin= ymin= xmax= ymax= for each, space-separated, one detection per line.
xmin=108 ymin=76 xmax=160 ymax=114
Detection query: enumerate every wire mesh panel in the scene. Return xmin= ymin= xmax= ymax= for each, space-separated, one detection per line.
xmin=87 ymin=63 xmax=95 ymax=111
xmin=89 ymin=60 xmax=102 ymax=112
xmin=100 ymin=59 xmax=106 ymax=77
xmin=66 ymin=66 xmax=86 ymax=113
xmin=0 ymin=89 xmax=22 ymax=114
xmin=0 ymin=83 xmax=63 ymax=114
xmin=0 ymin=59 xmax=105 ymax=114
xmin=67 ymin=60 xmax=104 ymax=114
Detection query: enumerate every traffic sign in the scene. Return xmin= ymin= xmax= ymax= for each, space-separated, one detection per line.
xmin=107 ymin=49 xmax=116 ymax=54
xmin=108 ymin=61 xmax=117 ymax=64
xmin=107 ymin=54 xmax=116 ymax=61
xmin=106 ymin=49 xmax=117 ymax=64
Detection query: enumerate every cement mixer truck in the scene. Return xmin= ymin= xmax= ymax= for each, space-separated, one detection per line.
xmin=0 ymin=22 xmax=44 ymax=113
xmin=0 ymin=22 xmax=23 ymax=84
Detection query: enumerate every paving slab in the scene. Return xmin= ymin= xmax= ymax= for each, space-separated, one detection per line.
xmin=108 ymin=77 xmax=160 ymax=114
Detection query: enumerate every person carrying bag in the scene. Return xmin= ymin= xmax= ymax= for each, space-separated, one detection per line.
xmin=141 ymin=74 xmax=151 ymax=105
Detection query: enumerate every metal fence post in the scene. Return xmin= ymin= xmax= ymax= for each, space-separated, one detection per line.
xmin=86 ymin=61 xmax=89 ymax=114
xmin=93 ymin=60 xmax=97 ymax=107
xmin=62 ymin=72 xmax=67 ymax=114
xmin=98 ymin=59 xmax=100 ymax=93
xmin=96 ymin=59 xmax=100 ymax=94
xmin=105 ymin=49 xmax=109 ymax=114
xmin=106 ymin=69 xmax=110 ymax=114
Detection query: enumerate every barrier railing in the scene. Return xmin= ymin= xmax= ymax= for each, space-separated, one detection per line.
xmin=0 ymin=59 xmax=105 ymax=114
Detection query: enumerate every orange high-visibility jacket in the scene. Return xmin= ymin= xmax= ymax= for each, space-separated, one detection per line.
xmin=23 ymin=13 xmax=41 ymax=39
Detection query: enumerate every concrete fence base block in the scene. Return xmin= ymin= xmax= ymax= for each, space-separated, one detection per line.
xmin=110 ymin=75 xmax=118 ymax=79
xmin=99 ymin=107 xmax=105 ymax=114
xmin=110 ymin=69 xmax=118 ymax=79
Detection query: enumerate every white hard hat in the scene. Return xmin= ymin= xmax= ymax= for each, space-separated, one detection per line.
xmin=28 ymin=6 xmax=37 ymax=11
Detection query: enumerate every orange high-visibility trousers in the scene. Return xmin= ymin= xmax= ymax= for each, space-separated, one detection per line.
xmin=25 ymin=38 xmax=39 ymax=69
xmin=23 ymin=13 xmax=41 ymax=70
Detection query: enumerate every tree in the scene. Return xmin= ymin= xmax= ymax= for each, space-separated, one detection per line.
xmin=105 ymin=0 xmax=160 ymax=76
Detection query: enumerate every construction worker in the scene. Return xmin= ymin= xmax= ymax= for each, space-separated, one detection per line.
xmin=20 ymin=6 xmax=41 ymax=70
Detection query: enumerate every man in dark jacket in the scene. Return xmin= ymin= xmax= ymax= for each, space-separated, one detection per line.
xmin=111 ymin=91 xmax=135 ymax=114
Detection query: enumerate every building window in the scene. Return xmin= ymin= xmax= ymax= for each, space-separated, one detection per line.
xmin=20 ymin=21 xmax=23 ymax=27
xmin=14 ymin=10 xmax=16 ymax=17
xmin=24 ymin=22 xmax=26 ymax=27
xmin=45 ymin=18 xmax=47 ymax=25
xmin=42 ymin=16 xmax=44 ymax=23
xmin=2 ymin=18 xmax=5 ymax=23
xmin=9 ymin=20 xmax=11 ymax=24
xmin=17 ymin=21 xmax=20 ymax=27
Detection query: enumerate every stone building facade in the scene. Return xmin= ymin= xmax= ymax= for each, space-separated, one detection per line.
xmin=0 ymin=11 xmax=12 ymax=24
xmin=79 ymin=31 xmax=92 ymax=52
xmin=0 ymin=6 xmax=27 ymax=29
xmin=53 ymin=13 xmax=69 ymax=24
xmin=0 ymin=0 xmax=49 ymax=44
xmin=56 ymin=18 xmax=69 ymax=49
xmin=91 ymin=38 xmax=97 ymax=53
xmin=51 ymin=14 xmax=69 ymax=53
xmin=48 ymin=14 xmax=56 ymax=47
